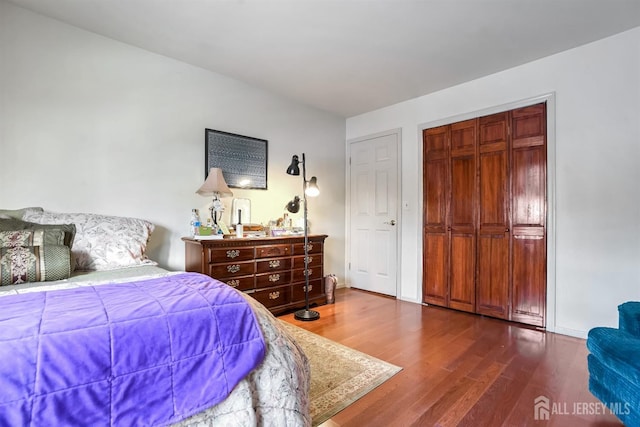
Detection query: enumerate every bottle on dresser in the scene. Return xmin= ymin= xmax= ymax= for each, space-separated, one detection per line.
xmin=190 ymin=209 xmax=201 ymax=237
xmin=236 ymin=209 xmax=243 ymax=238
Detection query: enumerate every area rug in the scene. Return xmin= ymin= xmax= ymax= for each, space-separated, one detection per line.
xmin=280 ymin=321 xmax=402 ymax=426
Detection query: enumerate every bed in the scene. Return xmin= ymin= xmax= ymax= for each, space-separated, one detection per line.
xmin=0 ymin=208 xmax=311 ymax=426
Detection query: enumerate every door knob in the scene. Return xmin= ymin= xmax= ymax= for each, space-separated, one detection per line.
xmin=384 ymin=220 xmax=397 ymax=226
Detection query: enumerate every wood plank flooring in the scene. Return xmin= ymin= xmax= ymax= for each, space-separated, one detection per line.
xmin=279 ymin=288 xmax=622 ymax=427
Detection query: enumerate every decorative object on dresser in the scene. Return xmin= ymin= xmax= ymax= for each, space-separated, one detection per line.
xmin=285 ymin=153 xmax=321 ymax=321
xmin=196 ymin=167 xmax=233 ymax=229
xmin=182 ymin=235 xmax=328 ymax=316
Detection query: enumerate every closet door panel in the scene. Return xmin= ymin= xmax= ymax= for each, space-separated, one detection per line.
xmin=449 ymin=233 xmax=475 ymax=312
xmin=424 ymin=233 xmax=447 ymax=306
xmin=424 ymin=127 xmax=449 ymax=228
xmin=449 ymin=156 xmax=476 ymax=312
xmin=512 ymin=233 xmax=545 ymax=326
xmin=510 ymin=103 xmax=546 ymax=326
xmin=449 ymin=119 xmax=477 ymax=312
xmin=425 ymin=159 xmax=448 ymax=227
xmin=478 ymin=151 xmax=508 ymax=227
xmin=423 ymin=127 xmax=449 ymax=306
xmin=477 ymin=113 xmax=510 ymax=319
xmin=476 ymin=233 xmax=509 ymax=319
xmin=512 ymin=147 xmax=545 ymax=226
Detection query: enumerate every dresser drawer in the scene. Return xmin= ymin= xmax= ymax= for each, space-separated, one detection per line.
xmin=256 ymin=271 xmax=291 ymax=289
xmin=292 ymin=266 xmax=322 ymax=282
xmin=291 ymin=278 xmax=323 ymax=301
xmin=252 ymin=286 xmax=291 ymax=308
xmin=292 ymin=254 xmax=322 ymax=269
xmin=293 ymin=241 xmax=323 ymax=255
xmin=256 ymin=244 xmax=290 ymax=259
xmin=208 ymin=247 xmax=254 ymax=263
xmin=220 ymin=275 xmax=254 ymax=292
xmin=256 ymin=257 xmax=291 ymax=273
xmin=208 ymin=261 xmax=255 ymax=278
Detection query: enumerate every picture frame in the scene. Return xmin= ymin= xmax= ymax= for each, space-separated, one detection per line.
xmin=205 ymin=129 xmax=268 ymax=189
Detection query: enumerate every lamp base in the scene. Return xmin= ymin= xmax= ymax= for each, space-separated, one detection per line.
xmin=294 ymin=309 xmax=320 ymax=321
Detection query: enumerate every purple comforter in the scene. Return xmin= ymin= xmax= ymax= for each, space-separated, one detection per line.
xmin=0 ymin=272 xmax=266 ymax=426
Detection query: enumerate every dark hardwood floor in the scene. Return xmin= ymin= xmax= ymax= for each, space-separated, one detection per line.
xmin=279 ymin=288 xmax=622 ymax=427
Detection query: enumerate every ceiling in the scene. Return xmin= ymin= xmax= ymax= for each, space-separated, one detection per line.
xmin=7 ymin=0 xmax=640 ymax=117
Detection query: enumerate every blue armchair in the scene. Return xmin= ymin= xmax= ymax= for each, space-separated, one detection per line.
xmin=587 ymin=301 xmax=640 ymax=426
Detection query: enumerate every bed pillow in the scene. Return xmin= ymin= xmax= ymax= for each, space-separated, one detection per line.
xmin=0 ymin=245 xmax=71 ymax=285
xmin=0 ymin=229 xmax=65 ymax=247
xmin=0 ymin=219 xmax=76 ymax=249
xmin=22 ymin=210 xmax=156 ymax=271
xmin=0 ymin=207 xmax=44 ymax=220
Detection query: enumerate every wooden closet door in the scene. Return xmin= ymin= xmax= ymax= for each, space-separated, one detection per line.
xmin=510 ymin=103 xmax=547 ymax=327
xmin=448 ymin=119 xmax=477 ymax=312
xmin=423 ymin=126 xmax=449 ymax=306
xmin=476 ymin=112 xmax=510 ymax=319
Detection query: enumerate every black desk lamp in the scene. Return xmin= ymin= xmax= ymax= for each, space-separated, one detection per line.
xmin=286 ymin=153 xmax=320 ymax=321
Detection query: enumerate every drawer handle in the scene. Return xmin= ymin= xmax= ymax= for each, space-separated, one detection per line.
xmin=269 ymin=291 xmax=280 ymax=300
xmin=269 ymin=273 xmax=280 ymax=282
xmin=306 ymin=243 xmax=314 ymax=251
xmin=304 ymin=285 xmax=313 ymax=292
xmin=227 ymin=279 xmax=239 ymax=288
xmin=227 ymin=264 xmax=241 ymax=273
xmin=306 ymin=256 xmax=313 ymax=264
xmin=226 ymin=250 xmax=240 ymax=259
xmin=269 ymin=260 xmax=281 ymax=268
xmin=305 ymin=268 xmax=313 ymax=277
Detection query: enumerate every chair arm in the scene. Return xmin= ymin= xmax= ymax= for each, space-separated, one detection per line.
xmin=587 ymin=327 xmax=640 ymax=386
xmin=619 ymin=302 xmax=640 ymax=338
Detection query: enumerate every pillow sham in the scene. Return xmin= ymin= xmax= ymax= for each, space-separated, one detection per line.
xmin=0 ymin=245 xmax=71 ymax=286
xmin=0 ymin=219 xmax=76 ymax=249
xmin=22 ymin=210 xmax=156 ymax=271
xmin=0 ymin=207 xmax=44 ymax=220
xmin=0 ymin=229 xmax=65 ymax=248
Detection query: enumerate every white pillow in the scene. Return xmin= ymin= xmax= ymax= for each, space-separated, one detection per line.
xmin=23 ymin=210 xmax=156 ymax=271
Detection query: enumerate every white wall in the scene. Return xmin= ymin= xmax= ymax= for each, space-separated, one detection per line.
xmin=0 ymin=1 xmax=346 ymax=279
xmin=347 ymin=27 xmax=640 ymax=338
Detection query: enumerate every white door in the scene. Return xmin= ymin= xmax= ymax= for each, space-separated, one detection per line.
xmin=348 ymin=130 xmax=399 ymax=296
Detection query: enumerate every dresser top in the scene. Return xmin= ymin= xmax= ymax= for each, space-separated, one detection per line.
xmin=182 ymin=234 xmax=327 ymax=245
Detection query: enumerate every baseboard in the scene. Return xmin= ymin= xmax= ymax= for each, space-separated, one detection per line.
xmin=551 ymin=325 xmax=588 ymax=339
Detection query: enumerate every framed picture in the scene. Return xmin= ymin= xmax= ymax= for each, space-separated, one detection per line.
xmin=205 ymin=129 xmax=268 ymax=189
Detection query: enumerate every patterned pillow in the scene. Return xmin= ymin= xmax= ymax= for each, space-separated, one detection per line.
xmin=23 ymin=210 xmax=156 ymax=271
xmin=0 ymin=245 xmax=71 ymax=285
xmin=0 ymin=229 xmax=65 ymax=248
xmin=0 ymin=207 xmax=43 ymax=220
xmin=0 ymin=219 xmax=76 ymax=249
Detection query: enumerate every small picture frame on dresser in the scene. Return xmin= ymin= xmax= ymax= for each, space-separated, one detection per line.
xmin=218 ymin=221 xmax=231 ymax=235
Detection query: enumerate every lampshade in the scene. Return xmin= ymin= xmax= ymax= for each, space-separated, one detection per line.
xmin=196 ymin=168 xmax=233 ymax=197
xmin=285 ymin=196 xmax=301 ymax=213
xmin=305 ymin=176 xmax=320 ymax=197
xmin=286 ymin=155 xmax=301 ymax=176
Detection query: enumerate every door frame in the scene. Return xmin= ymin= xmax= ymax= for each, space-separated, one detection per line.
xmin=346 ymin=128 xmax=402 ymax=296
xmin=418 ymin=93 xmax=558 ymax=333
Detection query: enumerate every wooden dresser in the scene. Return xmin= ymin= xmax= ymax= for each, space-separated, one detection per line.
xmin=182 ymin=235 xmax=328 ymax=315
